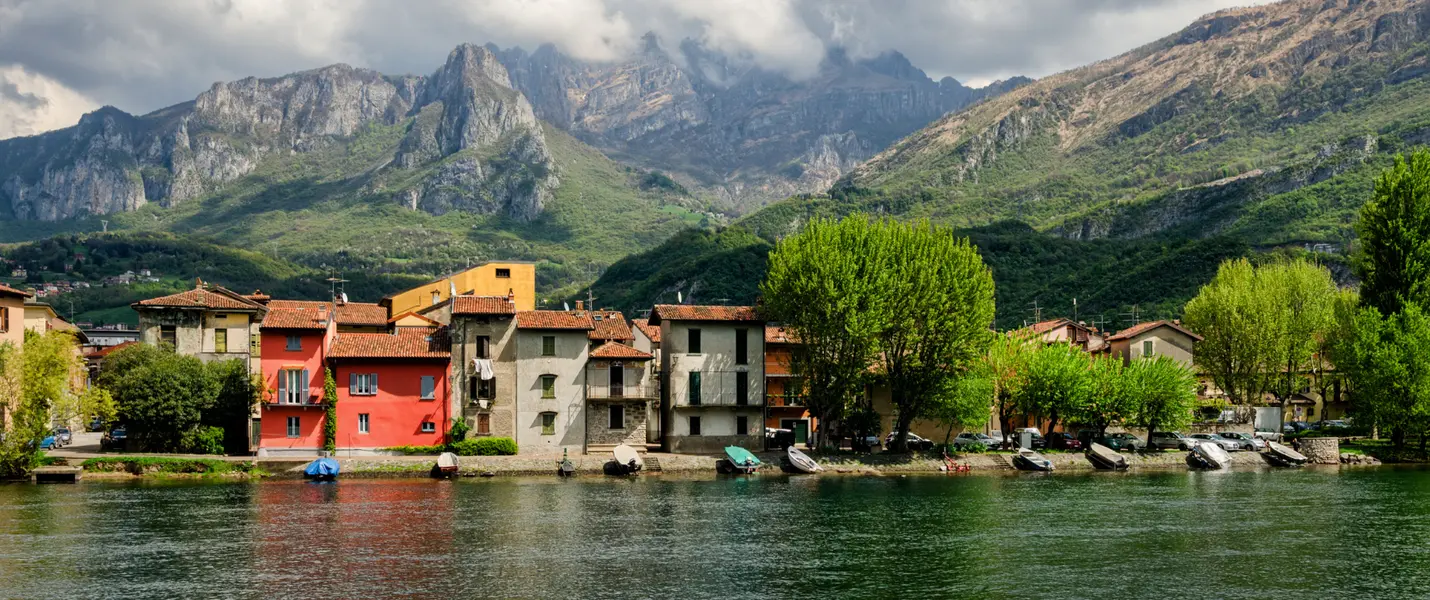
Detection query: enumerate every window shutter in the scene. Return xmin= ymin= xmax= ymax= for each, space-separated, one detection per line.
xmin=349 ymin=372 xmax=356 ymax=394
xmin=277 ymin=370 xmax=287 ymax=401
xmin=301 ymin=370 xmax=310 ymax=399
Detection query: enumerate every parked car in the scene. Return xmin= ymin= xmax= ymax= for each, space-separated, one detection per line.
xmin=765 ymin=428 xmax=795 ymax=450
xmin=1190 ymin=433 xmax=1241 ymax=452
xmin=1217 ymin=432 xmax=1266 ymax=451
xmin=1046 ymin=432 xmax=1083 ymax=450
xmin=1012 ymin=427 xmax=1046 ymax=449
xmin=1148 ymin=431 xmax=1200 ymax=450
xmin=1253 ymin=429 xmax=1281 ymax=441
xmin=953 ymin=432 xmax=1001 ymax=450
xmin=38 ymin=435 xmax=57 ymax=450
xmin=885 ymin=432 xmax=935 ymax=451
xmin=1315 ymin=419 xmax=1350 ymax=430
xmin=88 ymin=417 xmax=105 ymax=432
xmin=52 ymin=427 xmax=72 ymax=446
xmin=1283 ymin=421 xmax=1312 ymax=434
xmin=100 ymin=427 xmax=127 ymax=452
xmin=1077 ymin=430 xmax=1145 ymax=452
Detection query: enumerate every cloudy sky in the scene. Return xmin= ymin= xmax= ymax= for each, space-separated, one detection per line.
xmin=0 ymin=0 xmax=1266 ymax=139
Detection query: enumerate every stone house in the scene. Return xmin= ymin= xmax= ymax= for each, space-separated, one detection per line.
xmin=444 ymin=294 xmax=520 ymax=441
xmin=1105 ymin=320 xmax=1201 ymax=367
xmin=513 ymin=308 xmax=594 ymax=454
xmin=1024 ymin=318 xmax=1107 ymax=353
xmin=584 ymin=309 xmax=654 ymax=453
xmin=631 ymin=317 xmax=663 ymax=444
xmin=132 ymin=283 xmax=266 ymax=372
xmin=651 ymin=304 xmax=765 ymax=454
xmin=764 ymin=325 xmax=815 ymax=447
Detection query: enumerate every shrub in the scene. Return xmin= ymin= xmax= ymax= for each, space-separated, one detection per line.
xmin=81 ymin=456 xmax=257 ymax=475
xmin=955 ymin=443 xmax=988 ymax=454
xmin=447 ymin=418 xmax=470 ymax=444
xmin=180 ymin=426 xmax=226 ymax=455
xmin=382 ymin=445 xmax=445 ymax=455
xmin=450 ymin=437 xmax=518 ymax=456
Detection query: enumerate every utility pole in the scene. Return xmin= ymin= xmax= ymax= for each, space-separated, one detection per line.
xmin=586 ymin=287 xmax=597 ymax=311
xmin=1029 ymin=300 xmax=1042 ymax=324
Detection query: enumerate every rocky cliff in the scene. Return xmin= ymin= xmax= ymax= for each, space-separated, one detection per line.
xmin=492 ymin=36 xmax=1026 ymax=209
xmin=0 ymin=44 xmax=555 ymax=222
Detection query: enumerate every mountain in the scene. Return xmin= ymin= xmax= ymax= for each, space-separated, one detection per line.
xmin=835 ymin=0 xmax=1430 ymax=248
xmin=491 ymin=36 xmax=1028 ymax=211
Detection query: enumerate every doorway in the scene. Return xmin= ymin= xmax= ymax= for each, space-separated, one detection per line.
xmin=610 ymin=363 xmax=624 ymax=398
xmin=781 ymin=419 xmax=809 ymax=445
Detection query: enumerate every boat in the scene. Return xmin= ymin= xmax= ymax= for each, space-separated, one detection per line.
xmin=717 ymin=446 xmax=761 ymax=474
xmin=557 ymin=449 xmax=576 ymax=477
xmin=1186 ymin=441 xmax=1232 ymax=469
xmin=605 ymin=444 xmax=644 ymax=475
xmin=303 ymin=457 xmax=340 ymax=481
xmin=1085 ymin=443 xmax=1129 ymax=471
xmin=781 ymin=446 xmax=822 ymax=474
xmin=432 ymin=452 xmax=460 ymax=478
xmin=1012 ymin=448 xmax=1054 ymax=472
xmin=1263 ymin=441 xmax=1308 ymax=467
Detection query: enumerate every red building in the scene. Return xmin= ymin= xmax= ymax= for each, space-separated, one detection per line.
xmin=256 ymin=299 xmax=452 ymax=456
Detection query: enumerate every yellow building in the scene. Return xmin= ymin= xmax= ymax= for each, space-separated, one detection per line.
xmin=380 ymin=261 xmax=536 ymax=316
xmin=0 ymin=284 xmax=32 ymax=350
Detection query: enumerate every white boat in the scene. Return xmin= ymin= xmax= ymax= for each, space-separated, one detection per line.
xmin=1012 ymin=448 xmax=1054 ymax=472
xmin=607 ymin=444 xmax=644 ymax=475
xmin=1187 ymin=441 xmax=1232 ymax=469
xmin=782 ymin=447 xmax=822 ymax=474
xmin=1263 ymin=441 xmax=1308 ymax=467
xmin=433 ymin=452 xmax=460 ymax=478
xmin=1086 ymin=443 xmax=1129 ymax=470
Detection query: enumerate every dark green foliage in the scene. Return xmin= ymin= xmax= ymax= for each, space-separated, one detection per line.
xmin=450 ymin=437 xmax=518 ymax=456
xmin=100 ymin=345 xmax=256 ymax=454
xmin=322 ymin=368 xmax=338 ymax=454
xmin=589 ymin=226 xmax=771 ymax=314
xmin=81 ymin=456 xmax=259 ymax=475
xmin=178 ymin=427 xmax=226 ymax=456
xmin=1355 ymin=150 xmax=1430 ymax=316
xmin=447 ymin=418 xmax=470 ymax=444
xmin=637 ymin=171 xmax=688 ymax=195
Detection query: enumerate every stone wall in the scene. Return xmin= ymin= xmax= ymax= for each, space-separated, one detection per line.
xmin=585 ymin=401 xmax=648 ymax=447
xmin=1298 ymin=437 xmax=1340 ymax=464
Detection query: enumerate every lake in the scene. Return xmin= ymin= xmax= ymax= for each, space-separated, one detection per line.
xmin=3 ymin=467 xmax=1430 ymax=599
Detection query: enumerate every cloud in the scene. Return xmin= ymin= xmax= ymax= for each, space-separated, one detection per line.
xmin=0 ymin=0 xmax=1267 ymax=135
xmin=0 ymin=64 xmax=98 ymax=139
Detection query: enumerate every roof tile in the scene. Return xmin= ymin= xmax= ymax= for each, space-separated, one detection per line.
xmin=1108 ymin=320 xmax=1204 ymax=342
xmin=517 ymin=310 xmax=593 ymax=330
xmin=329 ymin=328 xmax=451 ymax=359
xmin=590 ymin=341 xmax=653 ymax=360
xmin=631 ymin=318 xmax=661 ymax=343
xmin=649 ymin=304 xmax=760 ymax=324
xmin=452 ymin=295 xmax=517 ymax=316
xmin=262 ymin=300 xmax=330 ymax=330
xmin=588 ymin=310 xmax=634 ymax=341
xmin=0 ymin=283 xmax=33 ymax=298
xmin=134 ymin=286 xmax=263 ymax=311
xmin=336 ymin=302 xmax=388 ymax=326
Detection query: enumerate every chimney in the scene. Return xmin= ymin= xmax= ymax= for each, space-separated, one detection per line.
xmin=507 ymin=288 xmax=514 ymax=303
xmin=574 ymin=300 xmax=584 ymax=311
xmin=317 ymin=304 xmax=330 ymax=325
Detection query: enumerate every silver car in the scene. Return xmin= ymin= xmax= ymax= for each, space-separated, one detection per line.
xmin=1190 ymin=433 xmax=1241 ymax=452
xmin=1217 ymin=432 xmax=1266 ymax=451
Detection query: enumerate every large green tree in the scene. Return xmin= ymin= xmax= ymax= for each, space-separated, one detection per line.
xmin=1127 ymin=355 xmax=1198 ymax=443
xmin=1015 ymin=341 xmax=1092 ymax=437
xmin=1079 ymin=358 xmax=1138 ymax=436
xmin=1355 ymin=150 xmax=1430 ymax=317
xmin=0 ymin=330 xmax=89 ymax=477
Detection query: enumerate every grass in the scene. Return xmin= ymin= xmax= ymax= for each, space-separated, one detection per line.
xmin=80 ymin=456 xmax=264 ymax=476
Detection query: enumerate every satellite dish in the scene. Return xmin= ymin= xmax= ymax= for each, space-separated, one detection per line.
xmin=677 ymin=291 xmax=683 ymax=304
xmin=340 ymin=292 xmax=349 ymax=303
xmin=563 ymin=302 xmax=570 ymax=311
xmin=449 ymin=280 xmax=457 ymax=298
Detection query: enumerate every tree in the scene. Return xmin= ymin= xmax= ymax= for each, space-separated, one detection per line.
xmin=0 ymin=330 xmax=88 ymax=477
xmin=1016 ymin=341 xmax=1092 ymax=436
xmin=870 ymin=220 xmax=996 ymax=451
xmin=323 ymin=367 xmax=338 ymax=453
xmin=1355 ymin=150 xmax=1430 ymax=316
xmin=761 ymin=217 xmax=885 ymax=448
xmin=207 ymin=359 xmax=260 ymax=454
xmin=108 ymin=348 xmax=219 ymax=452
xmin=928 ymin=369 xmax=995 ymax=447
xmin=1330 ymin=304 xmax=1430 ymax=449
xmin=1127 ymin=355 xmax=1198 ymax=443
xmin=985 ymin=332 xmax=1034 ymax=447
xmin=1079 ymin=358 xmax=1137 ymax=436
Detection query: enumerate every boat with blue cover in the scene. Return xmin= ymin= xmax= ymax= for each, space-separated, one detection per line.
xmin=304 ymin=457 xmax=340 ymax=481
xmin=717 ymin=446 xmax=761 ymax=474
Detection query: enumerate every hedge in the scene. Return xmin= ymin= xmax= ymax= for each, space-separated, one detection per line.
xmin=81 ymin=456 xmax=259 ymax=475
xmin=384 ymin=437 xmax=518 ymax=456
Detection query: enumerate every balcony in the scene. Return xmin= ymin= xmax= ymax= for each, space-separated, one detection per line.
xmin=766 ymin=393 xmax=805 ymax=408
xmin=262 ymin=400 xmax=324 ymax=409
xmin=586 ymin=383 xmax=659 ymax=401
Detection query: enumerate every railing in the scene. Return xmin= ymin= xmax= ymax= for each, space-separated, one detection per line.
xmin=262 ymin=400 xmax=324 ymax=408
xmin=766 ymin=393 xmax=805 ymax=408
xmin=586 ymin=383 xmax=660 ymax=400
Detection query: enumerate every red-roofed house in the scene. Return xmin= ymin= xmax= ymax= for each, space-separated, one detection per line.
xmin=257 ymin=300 xmax=335 ymax=456
xmin=1021 ymin=318 xmax=1107 ymax=353
xmin=649 ymin=304 xmax=765 ymax=453
xmin=583 ymin=310 xmax=656 ymax=452
xmin=1106 ymin=320 xmax=1201 ymax=367
xmin=514 ymin=307 xmax=595 ymax=453
xmin=0 ymin=282 xmax=32 ymax=350
xmin=763 ymin=325 xmax=814 ymax=446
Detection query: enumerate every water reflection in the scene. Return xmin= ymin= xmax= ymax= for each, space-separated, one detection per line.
xmin=3 ymin=469 xmax=1430 ymax=598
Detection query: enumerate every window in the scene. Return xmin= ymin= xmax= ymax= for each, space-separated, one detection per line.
xmin=476 ymin=335 xmax=490 ymax=359
xmin=541 ymin=375 xmax=556 ymax=399
xmin=472 ymin=376 xmax=496 ymax=400
xmin=735 ymin=328 xmax=748 ymax=364
xmin=1142 ymin=339 xmax=1154 ymax=356
xmin=737 ymin=415 xmax=748 ymax=435
xmin=350 ymin=373 xmax=378 ymax=396
xmin=495 ymin=268 xmax=511 ymax=278
xmin=160 ymin=325 xmax=177 ymax=348
xmin=278 ymin=369 xmax=309 ymax=404
xmin=421 ymin=421 xmax=436 ymax=433
xmin=688 ymin=328 xmax=701 ymax=354
xmin=286 ymin=335 xmax=301 ymax=351
xmin=688 ymin=371 xmax=701 ymax=405
xmin=0 ymin=306 xmax=7 ymax=332
xmin=689 ymin=416 xmax=702 ymax=436
xmin=421 ymin=375 xmax=436 ymax=400
xmin=608 ymin=405 xmax=624 ymax=429
xmin=214 ymin=328 xmax=227 ymax=354
xmin=431 ymin=291 xmax=441 ymax=305
xmin=735 ymin=371 xmax=748 ymax=406
xmin=476 ymin=413 xmax=491 ymax=435
xmin=542 ymin=335 xmax=556 ymax=356
xmin=286 ymin=416 xmax=300 ymax=438
xmin=541 ymin=412 xmax=556 ymax=435
xmin=358 ymin=413 xmax=370 ymax=434
xmin=250 ymin=332 xmax=260 ymax=354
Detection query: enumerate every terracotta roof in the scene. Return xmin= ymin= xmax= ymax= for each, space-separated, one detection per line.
xmin=329 ymin=328 xmax=451 ymax=359
xmin=588 ymin=311 xmax=634 ymax=341
xmin=631 ymin=318 xmax=661 ymax=343
xmin=517 ymin=310 xmax=594 ymax=330
xmin=389 ymin=311 xmax=443 ymax=326
xmin=648 ymin=304 xmax=761 ymax=324
xmin=452 ymin=295 xmax=516 ymax=316
xmin=1028 ymin=318 xmax=1074 ymax=334
xmin=336 ymin=302 xmax=387 ymax=326
xmin=245 ymin=290 xmax=272 ymax=303
xmin=134 ymin=286 xmax=263 ymax=311
xmin=766 ymin=325 xmax=799 ymax=344
xmin=261 ymin=300 xmax=330 ymax=330
xmin=85 ymin=340 xmax=139 ymax=359
xmin=0 ymin=283 xmax=33 ymax=298
xmin=590 ymin=341 xmax=653 ymax=360
xmin=1107 ymin=320 xmax=1204 ymax=342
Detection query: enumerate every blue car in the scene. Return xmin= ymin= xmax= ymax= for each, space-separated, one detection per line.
xmin=39 ymin=435 xmax=57 ymax=450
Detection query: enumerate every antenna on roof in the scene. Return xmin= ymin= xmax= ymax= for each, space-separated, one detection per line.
xmin=326 ymin=275 xmax=348 ymax=300
xmin=563 ymin=302 xmax=570 ymax=311
xmin=1029 ymin=300 xmax=1042 ymax=324
xmin=1119 ymin=304 xmax=1142 ymax=329
xmin=340 ymin=292 xmax=349 ymax=304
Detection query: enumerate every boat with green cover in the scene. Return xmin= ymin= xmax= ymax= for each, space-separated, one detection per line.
xmin=717 ymin=446 xmax=761 ymax=474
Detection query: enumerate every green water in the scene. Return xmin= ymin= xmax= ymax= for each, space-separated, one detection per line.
xmin=2 ymin=468 xmax=1430 ymax=598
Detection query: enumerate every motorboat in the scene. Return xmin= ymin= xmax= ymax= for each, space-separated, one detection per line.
xmin=604 ymin=444 xmax=644 ymax=475
xmin=432 ymin=452 xmax=460 ymax=478
xmin=781 ymin=446 xmax=822 ymax=474
xmin=1187 ymin=441 xmax=1232 ymax=469
xmin=1263 ymin=441 xmax=1309 ymax=467
xmin=303 ymin=457 xmax=340 ymax=481
xmin=1085 ymin=442 xmax=1129 ymax=471
xmin=1012 ymin=448 xmax=1054 ymax=472
xmin=557 ymin=449 xmax=576 ymax=477
xmin=717 ymin=446 xmax=761 ymax=474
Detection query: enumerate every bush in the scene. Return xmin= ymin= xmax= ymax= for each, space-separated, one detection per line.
xmin=81 ymin=456 xmax=257 ymax=475
xmin=383 ymin=444 xmax=445 ymax=455
xmin=447 ymin=418 xmax=470 ymax=444
xmin=953 ymin=443 xmax=988 ymax=454
xmin=180 ymin=426 xmax=226 ymax=455
xmin=449 ymin=437 xmax=518 ymax=456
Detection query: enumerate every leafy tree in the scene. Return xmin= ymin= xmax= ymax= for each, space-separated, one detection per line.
xmin=1355 ymin=150 xmax=1430 ymax=316
xmin=928 ymin=369 xmax=995 ymax=447
xmin=1016 ymin=341 xmax=1092 ymax=436
xmin=1330 ymin=304 xmax=1430 ymax=449
xmin=1080 ymin=358 xmax=1138 ymax=436
xmin=0 ymin=342 xmax=36 ymax=477
xmin=985 ymin=332 xmax=1034 ymax=446
xmin=1127 ymin=355 xmax=1198 ymax=443
xmin=108 ymin=348 xmax=219 ymax=452
xmin=323 ymin=368 xmax=338 ymax=453
xmin=761 ymin=217 xmax=886 ymax=448
xmin=206 ymin=359 xmax=260 ymax=454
